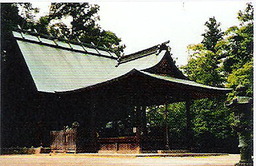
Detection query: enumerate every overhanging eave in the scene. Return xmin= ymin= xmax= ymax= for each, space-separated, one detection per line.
xmin=57 ymin=69 xmax=232 ymax=105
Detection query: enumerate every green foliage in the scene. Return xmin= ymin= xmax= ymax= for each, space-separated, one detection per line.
xmin=1 ymin=3 xmax=124 ymax=55
xmin=147 ymin=103 xmax=186 ymax=130
xmin=1 ymin=3 xmax=26 ymax=62
xmin=1 ymin=3 xmax=24 ymax=32
xmin=182 ymin=17 xmax=224 ymax=87
xmin=222 ymin=3 xmax=253 ymax=74
xmin=191 ymin=98 xmax=235 ymax=139
xmin=147 ymin=105 xmax=165 ymax=127
xmin=147 ymin=103 xmax=187 ymax=148
xmin=34 ymin=16 xmax=51 ymax=35
xmin=220 ymin=3 xmax=253 ymax=99
xmin=237 ymin=3 xmax=254 ymax=24
xmin=18 ymin=3 xmax=39 ymax=29
xmin=47 ymin=3 xmax=124 ymax=55
xmin=100 ymin=31 xmax=122 ymax=53
xmin=147 ymin=4 xmax=253 ymax=152
xmin=222 ymin=25 xmax=253 ymax=73
xmin=201 ymin=17 xmax=224 ymax=52
xmin=183 ymin=3 xmax=253 ymax=94
xmin=183 ymin=3 xmax=253 ymax=151
xmin=167 ymin=103 xmax=187 ymax=140
xmin=182 ymin=48 xmax=224 ymax=86
xmin=226 ymin=60 xmax=253 ymax=98
xmin=190 ymin=99 xmax=238 ymax=152
xmin=49 ymin=3 xmax=101 ymax=41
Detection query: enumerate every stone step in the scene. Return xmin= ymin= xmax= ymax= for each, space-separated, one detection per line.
xmin=157 ymin=150 xmax=190 ymax=154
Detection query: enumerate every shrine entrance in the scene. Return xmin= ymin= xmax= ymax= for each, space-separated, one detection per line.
xmin=97 ymin=106 xmax=166 ymax=153
xmin=81 ymin=68 xmax=231 ymax=153
xmin=50 ymin=122 xmax=79 ymax=153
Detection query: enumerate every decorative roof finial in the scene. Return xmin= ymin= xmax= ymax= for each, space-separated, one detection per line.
xmin=156 ymin=40 xmax=171 ymax=55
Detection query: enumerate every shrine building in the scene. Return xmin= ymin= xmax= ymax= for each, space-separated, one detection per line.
xmin=1 ymin=30 xmax=232 ymax=153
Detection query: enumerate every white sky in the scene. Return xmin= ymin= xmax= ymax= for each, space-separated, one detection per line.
xmin=32 ymin=1 xmax=250 ymax=66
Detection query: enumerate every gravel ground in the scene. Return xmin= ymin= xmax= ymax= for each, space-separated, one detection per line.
xmin=0 ymin=154 xmax=240 ymax=166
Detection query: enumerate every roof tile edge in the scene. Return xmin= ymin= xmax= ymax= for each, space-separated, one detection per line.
xmin=12 ymin=30 xmax=118 ymax=59
xmin=118 ymin=41 xmax=170 ymax=65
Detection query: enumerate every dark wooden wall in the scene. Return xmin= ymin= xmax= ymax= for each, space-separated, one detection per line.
xmin=1 ymin=34 xmax=93 ymax=150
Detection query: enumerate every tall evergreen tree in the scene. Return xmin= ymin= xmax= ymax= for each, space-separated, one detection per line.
xmin=181 ymin=16 xmax=238 ymax=152
xmin=221 ymin=3 xmax=253 ymax=73
xmin=183 ymin=17 xmax=224 ymax=87
xmin=180 ymin=3 xmax=253 ymax=152
xmin=220 ymin=3 xmax=253 ymax=97
xmin=201 ymin=17 xmax=224 ymax=53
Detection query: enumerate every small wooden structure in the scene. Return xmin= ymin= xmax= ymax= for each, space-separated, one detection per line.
xmin=98 ymin=136 xmax=165 ymax=153
xmin=50 ymin=128 xmax=77 ymax=153
xmin=1 ymin=30 xmax=232 ymax=153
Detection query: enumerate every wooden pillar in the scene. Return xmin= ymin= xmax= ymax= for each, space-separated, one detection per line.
xmin=186 ymin=100 xmax=193 ymax=150
xmin=164 ymin=103 xmax=170 ymax=150
xmin=89 ymin=93 xmax=98 ymax=152
xmin=134 ymin=105 xmax=147 ymax=153
xmin=135 ymin=106 xmax=142 ymax=153
xmin=141 ymin=106 xmax=147 ymax=135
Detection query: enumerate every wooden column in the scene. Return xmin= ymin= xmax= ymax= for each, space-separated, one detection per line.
xmin=89 ymin=92 xmax=98 ymax=152
xmin=141 ymin=105 xmax=147 ymax=135
xmin=185 ymin=100 xmax=193 ymax=150
xmin=135 ymin=106 xmax=142 ymax=153
xmin=164 ymin=103 xmax=170 ymax=150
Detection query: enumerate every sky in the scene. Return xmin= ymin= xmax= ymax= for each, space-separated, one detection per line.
xmin=33 ymin=1 xmax=251 ymax=66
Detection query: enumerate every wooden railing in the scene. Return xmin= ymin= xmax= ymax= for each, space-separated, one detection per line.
xmin=98 ymin=135 xmax=165 ymax=153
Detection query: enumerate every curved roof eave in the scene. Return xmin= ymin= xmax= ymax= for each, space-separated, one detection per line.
xmin=140 ymin=71 xmax=232 ymax=92
xmin=55 ymin=69 xmax=232 ymax=95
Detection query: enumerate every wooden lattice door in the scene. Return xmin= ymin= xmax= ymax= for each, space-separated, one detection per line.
xmin=50 ymin=128 xmax=77 ymax=153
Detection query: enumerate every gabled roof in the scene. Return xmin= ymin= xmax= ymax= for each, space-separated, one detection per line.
xmin=118 ymin=44 xmax=160 ymax=64
xmin=12 ymin=31 xmax=232 ymax=97
xmin=13 ymin=31 xmax=169 ymax=92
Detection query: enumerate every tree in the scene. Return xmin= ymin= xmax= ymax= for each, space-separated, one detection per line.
xmin=226 ymin=61 xmax=253 ymax=97
xmin=220 ymin=3 xmax=253 ymax=97
xmin=1 ymin=3 xmax=124 ymax=56
xmin=146 ymin=5 xmax=253 ymax=152
xmin=1 ymin=3 xmax=26 ymax=63
xmin=147 ymin=103 xmax=187 ymax=149
xmin=221 ymin=22 xmax=253 ymax=74
xmin=1 ymin=3 xmax=23 ymax=32
xmin=180 ymin=3 xmax=253 ymax=152
xmin=47 ymin=3 xmax=124 ymax=55
xmin=182 ymin=17 xmax=224 ymax=87
xmin=201 ymin=17 xmax=224 ymax=53
xmin=48 ymin=3 xmax=101 ymax=41
xmin=183 ymin=46 xmax=224 ymax=87
xmin=190 ymin=98 xmax=237 ymax=152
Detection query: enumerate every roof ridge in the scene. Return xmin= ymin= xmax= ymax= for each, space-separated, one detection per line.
xmin=121 ymin=41 xmax=170 ymax=58
xmin=117 ymin=41 xmax=170 ymax=65
xmin=121 ymin=45 xmax=159 ymax=59
xmin=13 ymin=28 xmax=114 ymax=53
xmin=13 ymin=30 xmax=118 ymax=59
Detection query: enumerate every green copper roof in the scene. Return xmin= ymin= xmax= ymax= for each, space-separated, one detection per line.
xmin=140 ymin=71 xmax=231 ymax=92
xmin=14 ymin=31 xmax=166 ymax=92
xmin=13 ymin=31 xmax=232 ymax=95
